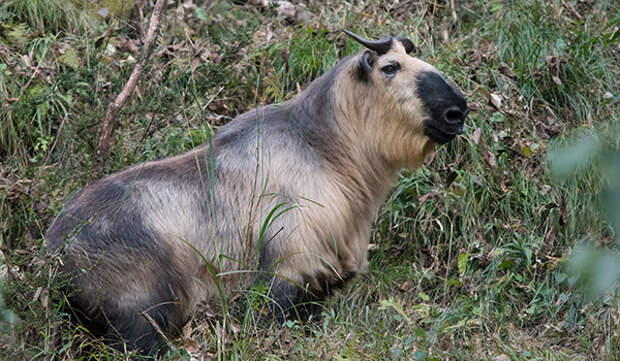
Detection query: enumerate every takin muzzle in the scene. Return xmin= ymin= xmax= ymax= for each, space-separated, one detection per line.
xmin=45 ymin=29 xmax=468 ymax=355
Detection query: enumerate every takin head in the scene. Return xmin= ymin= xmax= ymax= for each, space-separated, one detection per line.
xmin=335 ymin=29 xmax=468 ymax=169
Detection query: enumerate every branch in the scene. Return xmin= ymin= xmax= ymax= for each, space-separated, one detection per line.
xmin=95 ymin=0 xmax=167 ymax=172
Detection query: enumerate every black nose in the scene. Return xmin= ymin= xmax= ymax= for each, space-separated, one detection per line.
xmin=443 ymin=106 xmax=468 ymax=125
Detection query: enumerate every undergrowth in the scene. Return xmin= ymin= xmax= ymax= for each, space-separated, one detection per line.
xmin=1 ymin=0 xmax=618 ymax=360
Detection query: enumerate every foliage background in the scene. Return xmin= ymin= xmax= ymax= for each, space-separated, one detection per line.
xmin=0 ymin=0 xmax=618 ymax=360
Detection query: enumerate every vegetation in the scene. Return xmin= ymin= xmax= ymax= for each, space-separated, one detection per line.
xmin=1 ymin=0 xmax=618 ymax=360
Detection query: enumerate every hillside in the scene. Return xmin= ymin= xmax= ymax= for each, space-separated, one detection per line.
xmin=1 ymin=0 xmax=619 ymax=360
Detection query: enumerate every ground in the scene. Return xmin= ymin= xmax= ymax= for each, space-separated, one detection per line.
xmin=0 ymin=0 xmax=619 ymax=360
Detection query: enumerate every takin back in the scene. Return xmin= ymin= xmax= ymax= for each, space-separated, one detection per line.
xmin=46 ymin=30 xmax=468 ymax=355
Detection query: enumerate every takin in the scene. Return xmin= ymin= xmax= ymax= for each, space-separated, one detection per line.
xmin=46 ymin=30 xmax=468 ymax=355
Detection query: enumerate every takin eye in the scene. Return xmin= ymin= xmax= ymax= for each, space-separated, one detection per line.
xmin=381 ymin=63 xmax=400 ymax=76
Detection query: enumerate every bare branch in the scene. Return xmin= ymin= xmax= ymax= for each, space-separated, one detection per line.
xmin=95 ymin=0 xmax=167 ymax=172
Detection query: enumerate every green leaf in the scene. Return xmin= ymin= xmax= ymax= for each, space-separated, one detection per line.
xmin=490 ymin=111 xmax=504 ymax=122
xmin=391 ymin=347 xmax=403 ymax=361
xmin=548 ymin=134 xmax=601 ymax=178
xmin=458 ymin=253 xmax=468 ymax=275
xmin=414 ymin=327 xmax=426 ymax=338
xmin=379 ymin=298 xmax=414 ymax=325
xmin=6 ymin=23 xmax=29 ymax=49
xmin=195 ymin=6 xmax=208 ymax=22
xmin=414 ymin=350 xmax=428 ymax=361
xmin=524 ymin=247 xmax=532 ymax=265
xmin=498 ymin=259 xmax=513 ymax=269
xmin=419 ymin=292 xmax=430 ymax=301
xmin=447 ymin=278 xmax=462 ymax=286
xmin=554 ymin=272 xmax=567 ymax=284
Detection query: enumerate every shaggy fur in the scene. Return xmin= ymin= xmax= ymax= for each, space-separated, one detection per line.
xmin=46 ymin=37 xmax=467 ymax=354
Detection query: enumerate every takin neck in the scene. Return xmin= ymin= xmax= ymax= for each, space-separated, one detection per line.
xmin=288 ymin=59 xmax=408 ymax=232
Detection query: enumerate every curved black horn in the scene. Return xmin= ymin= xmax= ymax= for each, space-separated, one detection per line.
xmin=342 ymin=29 xmax=394 ymax=56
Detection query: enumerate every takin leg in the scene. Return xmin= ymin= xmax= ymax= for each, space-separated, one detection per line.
xmin=259 ymin=267 xmax=357 ymax=325
xmin=102 ymin=300 xmax=181 ymax=356
xmin=264 ymin=275 xmax=302 ymax=323
xmin=71 ymin=278 xmax=190 ymax=356
xmin=256 ymin=267 xmax=323 ymax=325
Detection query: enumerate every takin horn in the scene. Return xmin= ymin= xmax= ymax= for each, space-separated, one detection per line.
xmin=342 ymin=29 xmax=415 ymax=55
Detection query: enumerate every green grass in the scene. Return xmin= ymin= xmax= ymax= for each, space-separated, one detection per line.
xmin=0 ymin=0 xmax=96 ymax=34
xmin=1 ymin=0 xmax=619 ymax=360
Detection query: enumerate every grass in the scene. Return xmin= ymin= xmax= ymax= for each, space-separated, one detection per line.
xmin=1 ymin=0 xmax=619 ymax=360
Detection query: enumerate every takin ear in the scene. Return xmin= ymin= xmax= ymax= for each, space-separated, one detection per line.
xmin=359 ymin=50 xmax=375 ymax=74
xmin=395 ymin=36 xmax=415 ymax=54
